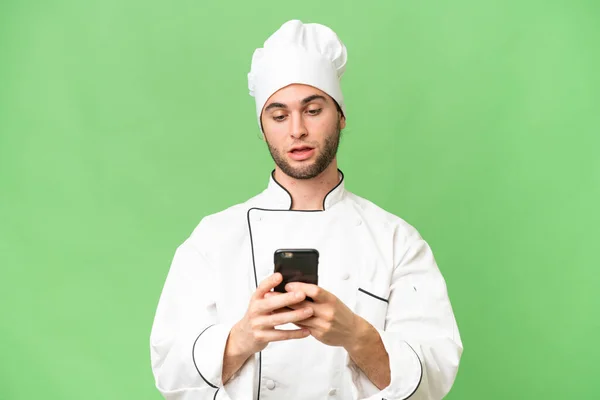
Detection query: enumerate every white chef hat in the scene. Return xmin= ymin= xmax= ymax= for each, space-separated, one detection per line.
xmin=248 ymin=20 xmax=347 ymax=133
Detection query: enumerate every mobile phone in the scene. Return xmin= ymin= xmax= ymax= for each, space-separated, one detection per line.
xmin=273 ymin=249 xmax=319 ymax=299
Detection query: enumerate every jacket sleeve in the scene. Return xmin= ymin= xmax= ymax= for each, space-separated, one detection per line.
xmin=149 ymin=219 xmax=235 ymax=399
xmin=348 ymin=227 xmax=463 ymax=400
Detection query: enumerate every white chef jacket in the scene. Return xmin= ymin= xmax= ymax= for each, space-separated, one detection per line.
xmin=150 ymin=170 xmax=463 ymax=400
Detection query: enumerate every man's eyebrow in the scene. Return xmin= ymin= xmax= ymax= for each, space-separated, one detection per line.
xmin=302 ymin=94 xmax=327 ymax=105
xmin=264 ymin=102 xmax=287 ymax=112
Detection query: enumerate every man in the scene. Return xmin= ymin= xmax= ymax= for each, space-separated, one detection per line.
xmin=150 ymin=20 xmax=462 ymax=400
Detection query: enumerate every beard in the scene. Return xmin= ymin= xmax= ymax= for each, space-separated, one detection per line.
xmin=266 ymin=121 xmax=342 ymax=180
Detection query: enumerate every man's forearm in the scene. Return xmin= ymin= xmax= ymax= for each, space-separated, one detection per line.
xmin=345 ymin=317 xmax=391 ymax=390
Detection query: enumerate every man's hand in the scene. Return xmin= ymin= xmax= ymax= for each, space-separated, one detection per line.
xmin=222 ymin=273 xmax=313 ymax=383
xmin=281 ymin=282 xmax=359 ymax=348
xmin=233 ymin=273 xmax=314 ymax=354
xmin=283 ymin=282 xmax=392 ymax=390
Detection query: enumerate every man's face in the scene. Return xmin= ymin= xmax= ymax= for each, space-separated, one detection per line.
xmin=260 ymin=84 xmax=346 ymax=180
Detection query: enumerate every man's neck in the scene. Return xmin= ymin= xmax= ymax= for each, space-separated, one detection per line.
xmin=273 ymin=163 xmax=340 ymax=211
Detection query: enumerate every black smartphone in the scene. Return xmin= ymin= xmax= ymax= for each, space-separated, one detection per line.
xmin=273 ymin=248 xmax=319 ymax=299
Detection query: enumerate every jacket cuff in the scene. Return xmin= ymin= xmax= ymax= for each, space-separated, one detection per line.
xmin=192 ymin=323 xmax=234 ymax=389
xmin=348 ymin=330 xmax=422 ymax=400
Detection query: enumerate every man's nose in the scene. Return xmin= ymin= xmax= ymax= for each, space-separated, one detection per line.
xmin=290 ymin=113 xmax=308 ymax=139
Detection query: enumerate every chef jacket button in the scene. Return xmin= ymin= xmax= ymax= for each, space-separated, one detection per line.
xmin=341 ymin=273 xmax=350 ymax=280
xmin=328 ymin=388 xmax=337 ymax=396
xmin=266 ymin=379 xmax=276 ymax=390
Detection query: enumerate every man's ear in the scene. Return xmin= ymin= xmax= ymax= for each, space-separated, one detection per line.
xmin=260 ymin=114 xmax=267 ymax=140
xmin=339 ymin=115 xmax=346 ymax=130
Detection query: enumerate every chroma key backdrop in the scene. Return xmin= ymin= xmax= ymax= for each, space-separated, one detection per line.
xmin=1 ymin=0 xmax=598 ymax=399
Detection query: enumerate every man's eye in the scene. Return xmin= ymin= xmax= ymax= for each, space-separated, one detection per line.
xmin=273 ymin=115 xmax=287 ymax=121
xmin=307 ymin=108 xmax=322 ymax=115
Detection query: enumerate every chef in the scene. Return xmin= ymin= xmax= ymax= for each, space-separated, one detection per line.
xmin=150 ymin=20 xmax=463 ymax=400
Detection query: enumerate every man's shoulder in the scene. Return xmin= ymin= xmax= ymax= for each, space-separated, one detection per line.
xmin=187 ymin=190 xmax=266 ymax=241
xmin=345 ymin=191 xmax=420 ymax=240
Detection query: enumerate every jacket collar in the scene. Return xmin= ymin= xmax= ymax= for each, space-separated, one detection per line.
xmin=262 ymin=169 xmax=346 ymax=210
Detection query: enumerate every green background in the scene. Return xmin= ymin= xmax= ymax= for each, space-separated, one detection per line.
xmin=1 ymin=0 xmax=598 ymax=399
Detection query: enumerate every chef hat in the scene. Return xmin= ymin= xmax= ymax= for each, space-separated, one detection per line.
xmin=248 ymin=20 xmax=347 ymax=132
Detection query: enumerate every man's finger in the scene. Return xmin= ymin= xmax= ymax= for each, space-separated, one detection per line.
xmin=292 ymin=317 xmax=318 ymax=329
xmin=254 ymin=273 xmax=283 ymax=300
xmin=255 ymin=291 xmax=306 ymax=314
xmin=285 ymin=300 xmax=316 ymax=311
xmin=270 ymin=307 xmax=292 ymax=315
xmin=266 ymin=308 xmax=314 ymax=327
xmin=285 ymin=282 xmax=329 ymax=302
xmin=253 ymin=307 xmax=313 ymax=328
xmin=256 ymin=328 xmax=310 ymax=343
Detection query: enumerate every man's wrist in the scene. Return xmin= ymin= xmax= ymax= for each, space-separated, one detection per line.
xmin=344 ymin=315 xmax=377 ymax=356
xmin=226 ymin=323 xmax=253 ymax=360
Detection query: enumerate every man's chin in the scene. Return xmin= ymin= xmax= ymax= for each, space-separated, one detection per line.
xmin=281 ymin=162 xmax=330 ymax=180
